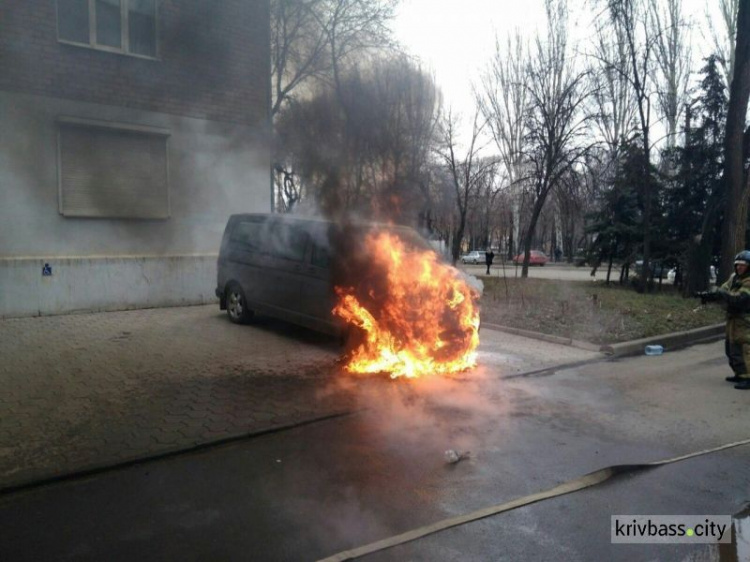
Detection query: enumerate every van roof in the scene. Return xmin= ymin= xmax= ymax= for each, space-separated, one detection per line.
xmin=227 ymin=214 xmax=432 ymax=251
xmin=229 ymin=213 xmax=329 ymax=224
xmin=228 ymin=213 xmax=418 ymax=231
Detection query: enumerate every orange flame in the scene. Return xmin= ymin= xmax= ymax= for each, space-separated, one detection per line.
xmin=333 ymin=231 xmax=480 ymax=378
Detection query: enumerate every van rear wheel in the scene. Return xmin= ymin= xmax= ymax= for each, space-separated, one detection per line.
xmin=226 ymin=283 xmax=253 ymax=324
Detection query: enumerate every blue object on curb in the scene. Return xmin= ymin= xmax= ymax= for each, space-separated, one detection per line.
xmin=645 ymin=345 xmax=664 ymax=356
xmin=42 ymin=263 xmax=52 ymax=276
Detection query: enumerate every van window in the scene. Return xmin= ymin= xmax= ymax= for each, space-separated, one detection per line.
xmin=270 ymin=223 xmax=309 ymax=262
xmin=311 ymin=244 xmax=331 ymax=269
xmin=230 ymin=220 xmax=265 ymax=251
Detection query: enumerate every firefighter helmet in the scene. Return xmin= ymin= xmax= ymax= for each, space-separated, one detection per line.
xmin=734 ymin=250 xmax=750 ymax=265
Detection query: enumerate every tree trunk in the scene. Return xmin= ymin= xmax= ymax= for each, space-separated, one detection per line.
xmin=606 ymin=249 xmax=614 ymax=285
xmin=512 ymin=198 xmax=520 ymax=260
xmin=720 ymin=0 xmax=750 ymax=281
xmin=521 ymin=198 xmax=545 ymax=278
xmin=452 ymin=215 xmax=467 ymax=265
xmin=640 ymin=115 xmax=653 ymax=293
xmin=550 ymin=214 xmax=557 ymax=261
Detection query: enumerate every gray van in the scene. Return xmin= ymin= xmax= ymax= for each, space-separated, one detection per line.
xmin=215 ymin=213 xmax=431 ymax=335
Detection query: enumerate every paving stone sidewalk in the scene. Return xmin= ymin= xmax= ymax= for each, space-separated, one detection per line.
xmin=0 ymin=305 xmax=600 ymax=491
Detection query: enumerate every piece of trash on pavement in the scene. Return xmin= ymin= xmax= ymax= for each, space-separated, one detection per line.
xmin=644 ymin=345 xmax=664 ymax=356
xmin=444 ymin=449 xmax=470 ymax=464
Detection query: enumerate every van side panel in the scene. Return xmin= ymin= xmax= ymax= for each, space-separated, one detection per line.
xmin=219 ymin=214 xmax=433 ymax=336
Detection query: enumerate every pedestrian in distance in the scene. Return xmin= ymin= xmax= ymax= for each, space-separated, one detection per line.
xmin=485 ymin=249 xmax=494 ymax=275
xmin=716 ymin=251 xmax=750 ymax=390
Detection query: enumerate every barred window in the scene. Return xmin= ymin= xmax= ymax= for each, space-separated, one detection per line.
xmin=58 ymin=119 xmax=170 ymax=219
xmin=57 ymin=0 xmax=158 ymax=58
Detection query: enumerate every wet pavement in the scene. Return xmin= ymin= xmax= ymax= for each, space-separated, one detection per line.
xmin=0 ymin=304 xmax=597 ymax=491
xmin=1 ymin=338 xmax=748 ymax=561
xmin=719 ymin=506 xmax=750 ymax=562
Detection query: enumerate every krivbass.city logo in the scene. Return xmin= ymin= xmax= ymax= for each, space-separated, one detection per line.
xmin=611 ymin=515 xmax=732 ymax=544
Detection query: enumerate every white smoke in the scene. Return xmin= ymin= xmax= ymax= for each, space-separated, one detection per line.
xmin=458 ymin=270 xmax=484 ymax=297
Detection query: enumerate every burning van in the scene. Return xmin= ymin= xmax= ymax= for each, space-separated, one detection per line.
xmin=216 ymin=213 xmax=480 ymax=378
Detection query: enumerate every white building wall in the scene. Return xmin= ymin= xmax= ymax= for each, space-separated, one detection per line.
xmin=0 ymin=91 xmax=271 ymax=317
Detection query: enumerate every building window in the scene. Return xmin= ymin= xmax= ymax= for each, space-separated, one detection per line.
xmin=57 ymin=118 xmax=170 ymax=219
xmin=57 ymin=0 xmax=158 ymax=58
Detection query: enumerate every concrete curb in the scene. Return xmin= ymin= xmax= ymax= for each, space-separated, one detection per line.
xmin=481 ymin=323 xmax=601 ymax=352
xmin=481 ymin=322 xmax=725 ymax=357
xmin=599 ymin=323 xmax=725 ymax=357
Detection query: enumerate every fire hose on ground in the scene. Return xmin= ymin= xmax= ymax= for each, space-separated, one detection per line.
xmin=317 ymin=437 xmax=750 ymax=562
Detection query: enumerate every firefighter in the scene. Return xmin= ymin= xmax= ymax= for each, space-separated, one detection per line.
xmin=718 ymin=250 xmax=750 ymax=390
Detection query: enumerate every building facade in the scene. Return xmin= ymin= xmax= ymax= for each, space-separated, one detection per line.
xmin=0 ymin=0 xmax=271 ymax=317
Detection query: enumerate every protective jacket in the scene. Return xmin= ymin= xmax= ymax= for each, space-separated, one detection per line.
xmin=719 ymin=272 xmax=750 ymax=343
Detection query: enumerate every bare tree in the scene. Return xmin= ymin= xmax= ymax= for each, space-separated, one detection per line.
xmin=317 ymin=0 xmax=399 ymax=118
xmin=606 ymin=0 xmax=658 ymax=291
xmin=464 ymin=166 xmax=506 ymax=250
xmin=555 ymin=165 xmax=592 ymax=261
xmin=436 ymin=110 xmax=496 ymax=264
xmin=271 ymin=0 xmax=399 ymax=118
xmin=719 ymin=0 xmax=750 ymax=280
xmin=271 ymin=0 xmax=329 ymax=117
xmin=271 ymin=0 xmax=403 ymax=213
xmin=368 ymin=58 xmax=441 ymax=215
xmin=519 ymin=0 xmax=592 ymax=278
xmin=706 ymin=0 xmax=740 ymax=88
xmin=480 ymin=31 xmax=530 ymax=257
xmin=589 ymin=17 xmax=638 ymax=160
xmin=420 ymin=163 xmax=459 ymax=250
xmin=649 ymin=0 xmax=692 ymax=151
xmin=274 ymin=56 xmax=440 ymax=219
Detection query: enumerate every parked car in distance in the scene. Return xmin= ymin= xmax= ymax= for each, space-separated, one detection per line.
xmin=461 ymin=251 xmax=483 ymax=264
xmin=513 ymin=250 xmax=548 ymax=266
xmin=667 ymin=265 xmax=717 ymax=285
xmin=633 ymin=260 xmax=666 ymax=279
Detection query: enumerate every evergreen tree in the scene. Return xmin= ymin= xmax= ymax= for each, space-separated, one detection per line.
xmin=587 ymin=139 xmax=643 ymax=284
xmin=664 ymin=56 xmax=727 ymax=294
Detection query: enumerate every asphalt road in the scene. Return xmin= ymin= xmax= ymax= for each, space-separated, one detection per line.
xmin=1 ymin=339 xmax=748 ymax=561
